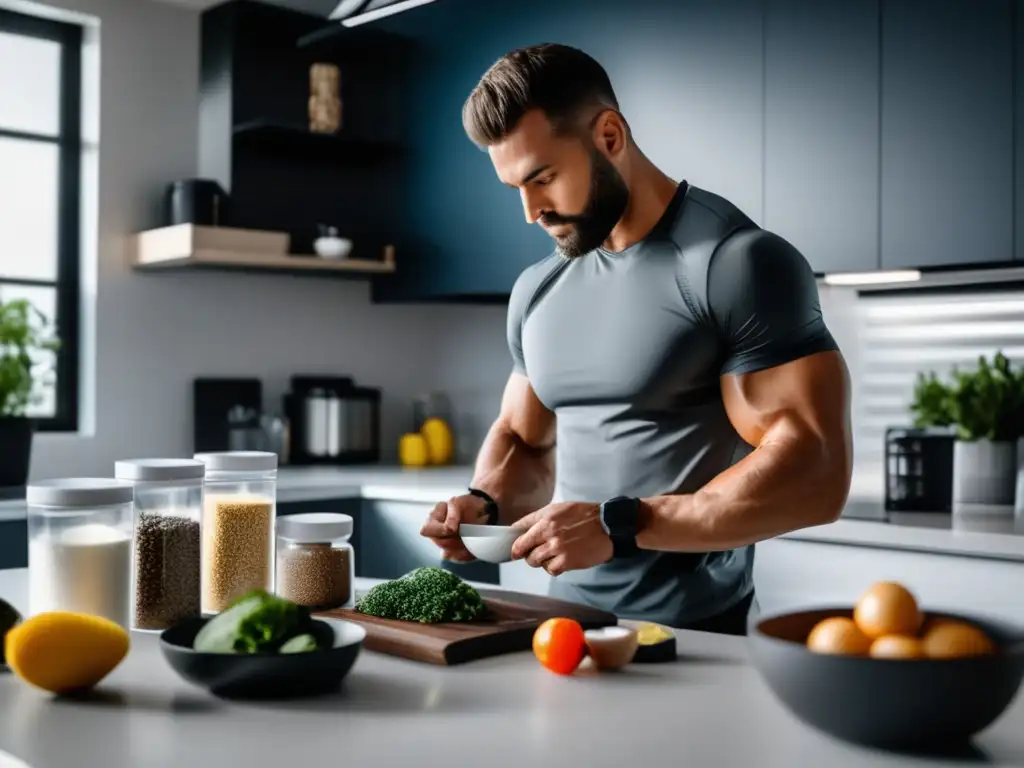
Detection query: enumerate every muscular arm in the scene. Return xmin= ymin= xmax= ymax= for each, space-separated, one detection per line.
xmin=471 ymin=372 xmax=556 ymax=524
xmin=636 ymin=349 xmax=853 ymax=551
xmin=639 ymin=226 xmax=853 ymax=552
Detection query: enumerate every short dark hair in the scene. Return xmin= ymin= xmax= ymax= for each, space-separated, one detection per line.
xmin=462 ymin=43 xmax=619 ymax=148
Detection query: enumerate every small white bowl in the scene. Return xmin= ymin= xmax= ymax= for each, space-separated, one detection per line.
xmin=314 ymin=236 xmax=353 ymax=260
xmin=459 ymin=523 xmax=520 ymax=564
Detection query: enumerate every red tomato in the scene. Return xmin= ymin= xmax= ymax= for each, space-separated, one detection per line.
xmin=533 ymin=618 xmax=586 ymax=675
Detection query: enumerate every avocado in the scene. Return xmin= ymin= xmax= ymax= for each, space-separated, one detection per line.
xmin=0 ymin=597 xmax=21 ymax=667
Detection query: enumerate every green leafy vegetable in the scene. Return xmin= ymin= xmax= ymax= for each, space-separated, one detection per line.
xmin=355 ymin=566 xmax=487 ymax=624
xmin=193 ymin=590 xmax=310 ymax=654
xmin=279 ymin=634 xmax=319 ymax=653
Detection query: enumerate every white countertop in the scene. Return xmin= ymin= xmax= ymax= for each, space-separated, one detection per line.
xmin=1 ymin=567 xmax=1023 ymax=768
xmin=4 ymin=464 xmax=1024 ymax=563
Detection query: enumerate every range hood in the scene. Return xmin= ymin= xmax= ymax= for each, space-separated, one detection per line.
xmin=328 ymin=0 xmax=439 ymax=26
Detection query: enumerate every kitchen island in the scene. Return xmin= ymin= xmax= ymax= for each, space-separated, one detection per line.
xmin=0 ymin=569 xmax=1023 ymax=768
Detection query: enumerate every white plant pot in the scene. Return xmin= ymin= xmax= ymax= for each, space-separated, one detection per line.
xmin=953 ymin=439 xmax=1017 ymax=509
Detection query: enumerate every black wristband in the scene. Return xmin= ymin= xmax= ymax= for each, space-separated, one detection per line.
xmin=467 ymin=487 xmax=500 ymax=524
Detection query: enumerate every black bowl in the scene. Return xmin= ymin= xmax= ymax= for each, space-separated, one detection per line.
xmin=749 ymin=607 xmax=1024 ymax=751
xmin=159 ymin=616 xmax=365 ymax=699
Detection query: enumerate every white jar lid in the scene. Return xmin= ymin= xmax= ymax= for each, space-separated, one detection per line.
xmin=114 ymin=458 xmax=205 ymax=482
xmin=193 ymin=451 xmax=278 ymax=472
xmin=278 ymin=513 xmax=353 ymax=543
xmin=27 ymin=478 xmax=134 ymax=507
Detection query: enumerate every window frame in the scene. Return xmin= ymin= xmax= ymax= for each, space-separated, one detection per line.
xmin=0 ymin=8 xmax=81 ymax=432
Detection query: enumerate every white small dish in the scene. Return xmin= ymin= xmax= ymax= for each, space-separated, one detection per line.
xmin=314 ymin=236 xmax=353 ymax=260
xmin=459 ymin=523 xmax=520 ymax=564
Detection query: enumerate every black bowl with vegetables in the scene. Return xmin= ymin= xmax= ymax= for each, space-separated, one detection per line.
xmin=160 ymin=590 xmax=365 ymax=699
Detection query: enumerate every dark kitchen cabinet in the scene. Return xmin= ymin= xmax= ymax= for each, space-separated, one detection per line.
xmin=199 ymin=1 xmax=411 ymax=260
xmin=764 ymin=0 xmax=880 ymax=275
xmin=880 ymin=0 xmax=1014 ymax=270
xmin=1017 ymin=0 xmax=1024 ymax=261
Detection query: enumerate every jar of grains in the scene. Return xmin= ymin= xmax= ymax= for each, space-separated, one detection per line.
xmin=194 ymin=451 xmax=277 ymax=614
xmin=27 ymin=479 xmax=135 ymax=629
xmin=114 ymin=458 xmax=205 ymax=631
xmin=276 ymin=513 xmax=355 ymax=610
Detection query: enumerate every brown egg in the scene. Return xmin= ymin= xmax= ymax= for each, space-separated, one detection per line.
xmin=919 ymin=615 xmax=957 ymax=635
xmin=922 ymin=621 xmax=996 ymax=659
xmin=869 ymin=634 xmax=925 ymax=660
xmin=806 ymin=617 xmax=873 ymax=656
xmin=853 ymin=582 xmax=923 ymax=639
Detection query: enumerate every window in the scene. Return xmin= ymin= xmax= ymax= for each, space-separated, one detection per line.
xmin=0 ymin=8 xmax=81 ymax=431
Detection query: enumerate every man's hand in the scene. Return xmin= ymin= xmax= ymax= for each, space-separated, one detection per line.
xmin=510 ymin=501 xmax=613 ymax=576
xmin=420 ymin=494 xmax=489 ymax=562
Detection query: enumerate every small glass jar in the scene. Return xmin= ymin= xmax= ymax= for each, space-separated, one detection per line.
xmin=276 ymin=513 xmax=355 ymax=610
xmin=115 ymin=458 xmax=205 ymax=631
xmin=26 ymin=478 xmax=135 ymax=629
xmin=194 ymin=451 xmax=277 ymax=614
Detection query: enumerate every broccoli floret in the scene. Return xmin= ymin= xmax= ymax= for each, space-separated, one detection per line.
xmin=355 ymin=566 xmax=487 ymax=624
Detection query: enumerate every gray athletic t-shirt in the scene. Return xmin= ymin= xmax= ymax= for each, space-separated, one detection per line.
xmin=507 ymin=181 xmax=838 ymax=627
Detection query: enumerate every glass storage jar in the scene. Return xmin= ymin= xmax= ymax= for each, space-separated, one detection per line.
xmin=115 ymin=458 xmax=205 ymax=631
xmin=194 ymin=451 xmax=278 ymax=613
xmin=26 ymin=478 xmax=135 ymax=629
xmin=275 ymin=513 xmax=355 ymax=610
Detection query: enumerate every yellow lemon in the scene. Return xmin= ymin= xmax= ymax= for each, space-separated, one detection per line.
xmin=6 ymin=612 xmax=129 ymax=694
xmin=420 ymin=417 xmax=455 ymax=465
xmin=399 ymin=432 xmax=430 ymax=467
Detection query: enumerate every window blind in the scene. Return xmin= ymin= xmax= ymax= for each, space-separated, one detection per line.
xmin=853 ymin=289 xmax=1024 ymax=468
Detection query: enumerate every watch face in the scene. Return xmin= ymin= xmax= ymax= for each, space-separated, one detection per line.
xmin=602 ymin=496 xmax=638 ymax=537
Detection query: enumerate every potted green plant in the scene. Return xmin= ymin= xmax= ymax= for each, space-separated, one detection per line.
xmin=0 ymin=299 xmax=60 ymax=487
xmin=910 ymin=351 xmax=1024 ymax=509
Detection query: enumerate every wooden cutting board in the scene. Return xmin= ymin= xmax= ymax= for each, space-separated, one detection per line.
xmin=317 ymin=588 xmax=618 ymax=665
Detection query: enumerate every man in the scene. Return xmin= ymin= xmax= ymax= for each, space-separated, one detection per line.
xmin=419 ymin=43 xmax=853 ymax=634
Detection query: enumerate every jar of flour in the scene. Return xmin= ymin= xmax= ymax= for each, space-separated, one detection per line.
xmin=26 ymin=478 xmax=135 ymax=629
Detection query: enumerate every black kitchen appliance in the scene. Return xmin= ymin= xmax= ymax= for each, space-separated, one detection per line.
xmin=193 ymin=377 xmax=262 ymax=453
xmin=165 ymin=179 xmax=230 ymax=227
xmin=884 ymin=426 xmax=956 ymax=512
xmin=284 ymin=376 xmax=381 ymax=465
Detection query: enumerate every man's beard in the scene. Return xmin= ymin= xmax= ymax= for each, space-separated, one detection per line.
xmin=540 ymin=149 xmax=629 ymax=259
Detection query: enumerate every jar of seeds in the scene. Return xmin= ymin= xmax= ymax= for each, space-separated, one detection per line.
xmin=115 ymin=458 xmax=204 ymax=631
xmin=276 ymin=513 xmax=355 ymax=610
xmin=194 ymin=451 xmax=277 ymax=614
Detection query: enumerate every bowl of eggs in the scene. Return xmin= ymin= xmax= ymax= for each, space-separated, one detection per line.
xmin=748 ymin=581 xmax=1024 ymax=750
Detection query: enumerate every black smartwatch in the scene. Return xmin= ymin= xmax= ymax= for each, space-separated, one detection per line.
xmin=467 ymin=487 xmax=500 ymax=525
xmin=599 ymin=496 xmax=641 ymax=558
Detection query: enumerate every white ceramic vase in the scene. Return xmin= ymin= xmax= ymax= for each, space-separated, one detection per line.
xmin=953 ymin=439 xmax=1017 ymax=509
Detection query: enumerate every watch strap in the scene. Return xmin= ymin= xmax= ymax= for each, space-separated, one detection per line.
xmin=467 ymin=487 xmax=500 ymax=525
xmin=601 ymin=496 xmax=641 ymax=558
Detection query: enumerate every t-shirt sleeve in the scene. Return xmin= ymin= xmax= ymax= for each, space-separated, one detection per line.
xmin=707 ymin=227 xmax=839 ymax=376
xmin=506 ymin=268 xmax=533 ymax=376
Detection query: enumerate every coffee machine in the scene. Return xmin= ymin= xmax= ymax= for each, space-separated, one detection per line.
xmin=284 ymin=376 xmax=381 ymax=465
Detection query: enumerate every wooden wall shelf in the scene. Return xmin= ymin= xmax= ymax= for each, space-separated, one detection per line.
xmin=130 ymin=224 xmax=396 ymax=277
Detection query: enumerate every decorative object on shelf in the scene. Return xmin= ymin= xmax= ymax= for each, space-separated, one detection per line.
xmin=164 ymin=179 xmax=230 ymax=227
xmin=0 ymin=300 xmax=60 ymax=487
xmin=910 ymin=351 xmax=1024 ymax=511
xmin=309 ymin=62 xmax=342 ymax=134
xmin=314 ymin=225 xmax=353 ymax=260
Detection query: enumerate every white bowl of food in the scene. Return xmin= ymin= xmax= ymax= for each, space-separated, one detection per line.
xmin=459 ymin=523 xmax=520 ymax=564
